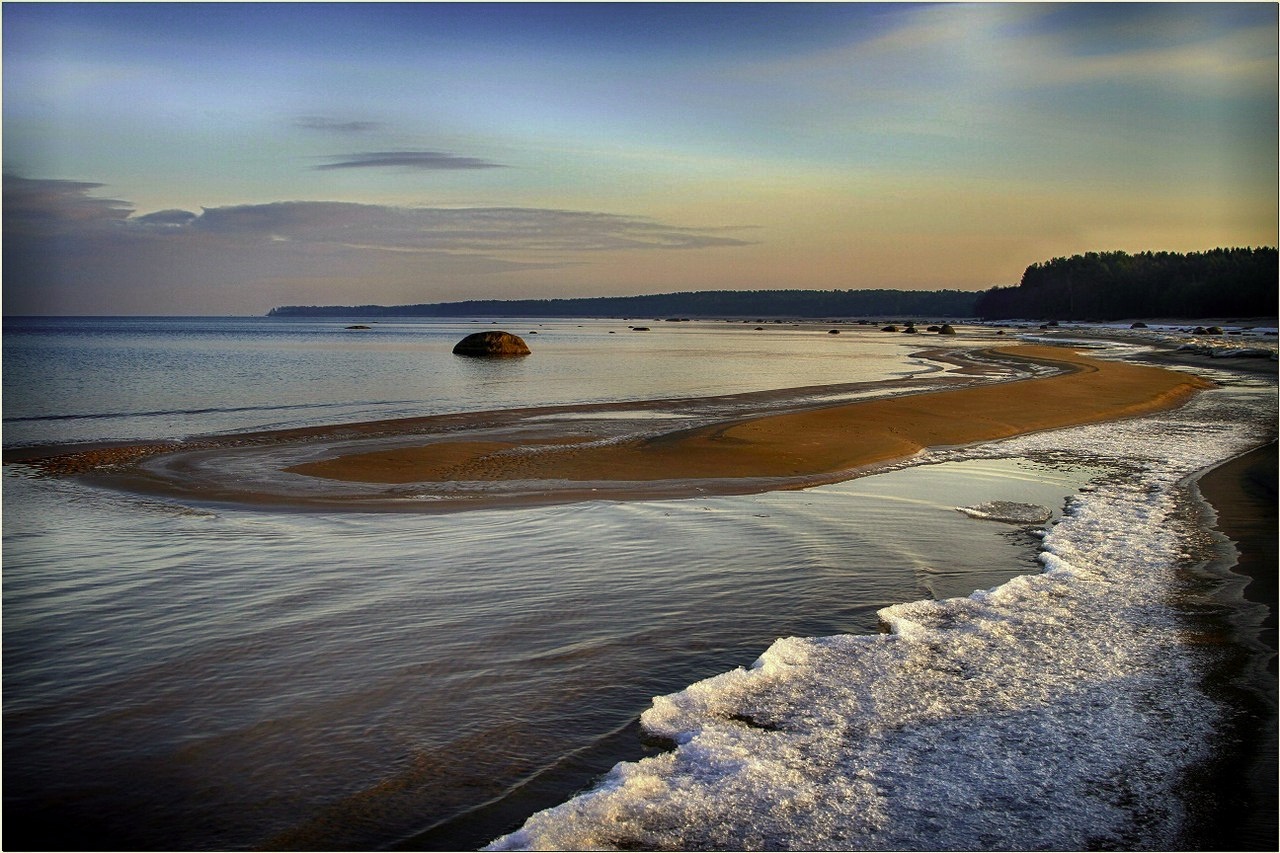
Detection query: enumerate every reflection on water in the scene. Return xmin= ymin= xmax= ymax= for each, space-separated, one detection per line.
xmin=3 ymin=455 xmax=1098 ymax=850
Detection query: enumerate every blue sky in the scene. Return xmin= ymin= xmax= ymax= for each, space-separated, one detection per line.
xmin=4 ymin=2 xmax=1276 ymax=315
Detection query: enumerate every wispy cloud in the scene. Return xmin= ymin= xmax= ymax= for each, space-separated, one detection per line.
xmin=294 ymin=115 xmax=383 ymax=134
xmin=755 ymin=3 xmax=1276 ymax=91
xmin=315 ymin=151 xmax=507 ymax=171
xmin=192 ymin=202 xmax=754 ymax=252
xmin=3 ymin=176 xmax=756 ymax=313
xmin=2 ymin=175 xmax=132 ymax=234
xmin=5 ymin=177 xmax=755 ymax=252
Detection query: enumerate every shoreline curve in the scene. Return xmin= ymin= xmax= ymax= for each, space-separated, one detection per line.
xmin=11 ymin=345 xmax=1215 ymax=512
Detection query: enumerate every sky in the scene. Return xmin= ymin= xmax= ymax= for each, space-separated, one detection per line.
xmin=3 ymin=2 xmax=1277 ymax=315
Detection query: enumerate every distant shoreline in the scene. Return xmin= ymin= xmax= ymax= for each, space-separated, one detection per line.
xmin=263 ymin=246 xmax=1277 ymax=322
xmin=265 ymin=287 xmax=981 ymax=320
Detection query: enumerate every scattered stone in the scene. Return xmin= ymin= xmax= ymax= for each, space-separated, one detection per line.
xmin=631 ymin=326 xmax=651 ymax=332
xmin=345 ymin=325 xmax=371 ymax=330
xmin=828 ymin=329 xmax=841 ymax=334
xmin=726 ymin=712 xmax=782 ymax=732
xmin=1130 ymin=322 xmax=1148 ymax=329
xmin=1205 ymin=326 xmax=1224 ymax=335
xmin=881 ymin=325 xmax=899 ymax=333
xmin=451 ymin=330 xmax=531 ymax=357
xmin=938 ymin=324 xmax=957 ymax=335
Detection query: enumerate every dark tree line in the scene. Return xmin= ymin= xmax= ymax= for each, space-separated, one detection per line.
xmin=268 ymin=288 xmax=980 ymax=319
xmin=269 ymin=248 xmax=1276 ymax=322
xmin=975 ymin=248 xmax=1277 ymax=321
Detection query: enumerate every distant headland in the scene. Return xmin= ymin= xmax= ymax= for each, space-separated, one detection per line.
xmin=268 ymin=247 xmax=1277 ymax=321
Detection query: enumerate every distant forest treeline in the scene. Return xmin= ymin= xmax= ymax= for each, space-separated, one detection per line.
xmin=269 ymin=247 xmax=1277 ymax=321
xmin=974 ymin=247 xmax=1277 ymax=320
xmin=268 ymin=288 xmax=980 ymax=319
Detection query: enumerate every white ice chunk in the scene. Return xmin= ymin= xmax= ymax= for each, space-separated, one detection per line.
xmin=956 ymin=500 xmax=1053 ymax=524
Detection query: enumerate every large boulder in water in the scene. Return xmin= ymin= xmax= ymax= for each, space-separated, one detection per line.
xmin=452 ymin=330 xmax=531 ymax=357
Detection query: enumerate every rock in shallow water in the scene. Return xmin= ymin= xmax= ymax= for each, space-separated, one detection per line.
xmin=452 ymin=331 xmax=531 ymax=357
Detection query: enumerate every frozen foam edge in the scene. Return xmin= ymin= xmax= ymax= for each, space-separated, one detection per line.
xmin=486 ymin=381 xmax=1273 ymax=851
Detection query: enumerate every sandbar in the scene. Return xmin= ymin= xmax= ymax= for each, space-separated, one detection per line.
xmin=8 ymin=344 xmax=1210 ymax=512
xmin=286 ymin=345 xmax=1210 ymax=485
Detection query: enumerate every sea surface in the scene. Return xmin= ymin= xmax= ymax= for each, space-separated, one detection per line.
xmin=1 ymin=317 xmax=949 ymax=447
xmin=2 ymin=316 xmax=1274 ymax=850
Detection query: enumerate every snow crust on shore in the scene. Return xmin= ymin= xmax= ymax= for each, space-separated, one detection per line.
xmin=487 ymin=366 xmax=1274 ymax=851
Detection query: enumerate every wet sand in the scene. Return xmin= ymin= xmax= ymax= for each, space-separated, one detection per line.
xmin=10 ymin=345 xmax=1213 ymax=512
xmin=1194 ymin=442 xmax=1278 ymax=851
xmin=1201 ymin=442 xmax=1279 ymax=664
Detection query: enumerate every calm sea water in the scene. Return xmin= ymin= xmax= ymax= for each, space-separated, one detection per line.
xmin=2 ymin=316 xmax=944 ymax=447
xmin=3 ymin=317 xmax=1273 ymax=850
